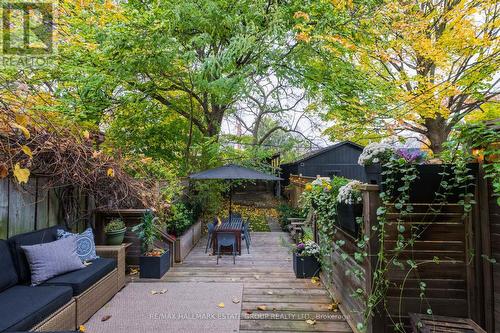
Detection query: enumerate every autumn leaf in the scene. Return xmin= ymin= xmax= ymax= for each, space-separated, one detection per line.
xmin=306 ymin=319 xmax=316 ymax=325
xmin=217 ymin=302 xmax=225 ymax=308
xmin=12 ymin=123 xmax=30 ymax=139
xmin=101 ymin=315 xmax=112 ymax=322
xmin=311 ymin=277 xmax=320 ymax=284
xmin=82 ymin=130 xmax=90 ymax=139
xmin=256 ymin=305 xmax=267 ymax=311
xmin=328 ymin=301 xmax=340 ymax=312
xmin=79 ymin=325 xmax=86 ymax=332
xmin=15 ymin=114 xmax=29 ymax=126
xmin=13 ymin=163 xmax=30 ymax=184
xmin=0 ymin=164 xmax=8 ymax=179
xmin=232 ymin=297 xmax=240 ymax=304
xmin=107 ymin=168 xmax=115 ymax=177
xmin=21 ymin=145 xmax=33 ymax=158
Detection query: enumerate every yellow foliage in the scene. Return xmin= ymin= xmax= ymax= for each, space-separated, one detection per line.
xmin=13 ymin=163 xmax=30 ymax=184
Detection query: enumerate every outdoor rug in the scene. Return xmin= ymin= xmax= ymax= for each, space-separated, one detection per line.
xmin=83 ymin=282 xmax=243 ymax=333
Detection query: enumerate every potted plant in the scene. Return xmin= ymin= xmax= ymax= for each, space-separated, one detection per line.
xmin=337 ymin=180 xmax=363 ymax=236
xmin=293 ymin=240 xmax=320 ymax=278
xmin=132 ymin=211 xmax=170 ymax=279
xmin=104 ymin=218 xmax=127 ymax=245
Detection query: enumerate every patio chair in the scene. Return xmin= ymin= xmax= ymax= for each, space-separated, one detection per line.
xmin=216 ymin=232 xmax=237 ymax=264
xmin=205 ymin=221 xmax=216 ymax=253
xmin=241 ymin=221 xmax=250 ymax=254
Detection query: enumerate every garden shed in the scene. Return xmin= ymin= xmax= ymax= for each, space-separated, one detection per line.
xmin=280 ymin=141 xmax=365 ymax=185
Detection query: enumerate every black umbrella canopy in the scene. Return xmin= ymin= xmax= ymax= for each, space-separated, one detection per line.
xmin=189 ymin=164 xmax=282 ymax=181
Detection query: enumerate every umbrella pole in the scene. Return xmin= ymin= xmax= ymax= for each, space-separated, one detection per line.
xmin=229 ymin=181 xmax=232 ymax=221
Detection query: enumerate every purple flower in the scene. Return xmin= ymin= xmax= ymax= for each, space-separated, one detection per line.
xmin=297 ymin=243 xmax=305 ymax=250
xmin=396 ymin=148 xmax=426 ymax=163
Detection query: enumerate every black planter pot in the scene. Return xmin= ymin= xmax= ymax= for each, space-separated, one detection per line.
xmin=293 ymin=253 xmax=320 ymax=278
xmin=364 ymin=163 xmax=478 ymax=203
xmin=337 ymin=203 xmax=363 ymax=236
xmin=139 ymin=249 xmax=170 ymax=279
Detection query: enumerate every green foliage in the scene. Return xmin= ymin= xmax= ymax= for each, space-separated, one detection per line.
xmin=447 ymin=121 xmax=500 ymax=206
xmin=132 ymin=211 xmax=161 ymax=254
xmin=277 ymin=203 xmax=305 ymax=231
xmin=300 ymin=176 xmax=350 ymax=278
xmin=166 ymin=202 xmax=195 ymax=237
xmin=190 ymin=181 xmax=228 ymax=220
xmin=104 ymin=219 xmax=126 ymax=233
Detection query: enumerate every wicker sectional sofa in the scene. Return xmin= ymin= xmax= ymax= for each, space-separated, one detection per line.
xmin=0 ymin=226 xmax=125 ymax=332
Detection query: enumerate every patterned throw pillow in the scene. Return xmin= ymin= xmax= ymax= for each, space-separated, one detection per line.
xmin=57 ymin=227 xmax=99 ymax=262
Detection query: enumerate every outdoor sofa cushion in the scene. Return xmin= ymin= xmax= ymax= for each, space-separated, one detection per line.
xmin=0 ymin=285 xmax=73 ymax=332
xmin=0 ymin=240 xmax=18 ymax=293
xmin=43 ymin=258 xmax=116 ymax=296
xmin=8 ymin=226 xmax=64 ymax=284
xmin=21 ymin=237 xmax=86 ymax=286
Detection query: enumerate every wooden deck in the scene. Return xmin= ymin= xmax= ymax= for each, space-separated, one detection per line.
xmin=162 ymin=231 xmax=353 ymax=333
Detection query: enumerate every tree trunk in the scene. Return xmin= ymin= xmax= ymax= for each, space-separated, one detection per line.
xmin=425 ymin=116 xmax=451 ymax=155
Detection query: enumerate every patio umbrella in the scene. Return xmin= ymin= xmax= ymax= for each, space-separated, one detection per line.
xmin=189 ymin=164 xmax=282 ymax=218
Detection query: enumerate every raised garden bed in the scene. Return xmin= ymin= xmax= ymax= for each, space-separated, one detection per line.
xmin=365 ymin=163 xmax=478 ymax=203
xmin=174 ymin=219 xmax=202 ymax=263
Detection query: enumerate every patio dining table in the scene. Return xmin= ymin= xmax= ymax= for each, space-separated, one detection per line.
xmin=212 ymin=217 xmax=243 ymax=255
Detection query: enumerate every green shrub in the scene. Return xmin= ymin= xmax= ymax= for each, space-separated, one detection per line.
xmin=166 ymin=202 xmax=194 ymax=237
xmin=277 ymin=203 xmax=305 ymax=231
xmin=104 ymin=219 xmax=126 ymax=233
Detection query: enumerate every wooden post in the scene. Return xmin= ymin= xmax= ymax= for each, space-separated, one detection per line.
xmin=477 ymin=163 xmax=494 ymax=332
xmin=360 ymin=184 xmax=385 ymax=333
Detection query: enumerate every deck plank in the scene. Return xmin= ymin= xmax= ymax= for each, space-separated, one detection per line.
xmin=134 ymin=231 xmax=353 ymax=333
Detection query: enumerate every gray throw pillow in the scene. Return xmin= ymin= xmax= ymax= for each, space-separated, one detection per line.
xmin=21 ymin=236 xmax=86 ymax=286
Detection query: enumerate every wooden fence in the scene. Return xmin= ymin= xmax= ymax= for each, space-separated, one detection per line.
xmin=286 ymin=174 xmax=315 ymax=208
xmin=0 ymin=177 xmax=91 ymax=239
xmin=314 ymin=179 xmax=496 ymax=333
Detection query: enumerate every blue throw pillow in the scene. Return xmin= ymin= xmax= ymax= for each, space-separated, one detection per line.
xmin=21 ymin=236 xmax=85 ymax=286
xmin=57 ymin=227 xmax=99 ymax=262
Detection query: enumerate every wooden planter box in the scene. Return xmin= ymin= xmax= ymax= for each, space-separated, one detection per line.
xmin=337 ymin=203 xmax=363 ymax=237
xmin=174 ymin=219 xmax=202 ymax=263
xmin=365 ymin=164 xmax=478 ymax=203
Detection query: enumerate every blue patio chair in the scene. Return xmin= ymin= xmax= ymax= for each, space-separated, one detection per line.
xmin=205 ymin=221 xmax=216 ymax=253
xmin=241 ymin=221 xmax=251 ymax=254
xmin=216 ymin=232 xmax=237 ymax=264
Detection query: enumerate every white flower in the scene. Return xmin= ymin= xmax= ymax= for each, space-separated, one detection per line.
xmin=358 ymin=142 xmax=394 ymax=166
xmin=337 ymin=180 xmax=363 ymax=204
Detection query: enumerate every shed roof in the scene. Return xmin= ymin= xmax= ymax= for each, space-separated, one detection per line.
xmin=281 ymin=141 xmax=364 ymax=166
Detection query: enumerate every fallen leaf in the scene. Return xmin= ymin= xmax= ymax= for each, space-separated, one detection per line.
xmin=218 ymin=302 xmax=225 ymax=308
xmin=328 ymin=301 xmax=340 ymax=312
xmin=79 ymin=325 xmax=86 ymax=332
xmin=151 ymin=290 xmax=158 ymax=295
xmin=311 ymin=277 xmax=320 ymax=284
xmin=256 ymin=305 xmax=267 ymax=311
xmin=129 ymin=268 xmax=139 ymax=275
xmin=21 ymin=145 xmax=32 ymax=158
xmin=13 ymin=163 xmax=30 ymax=184
xmin=160 ymin=289 xmax=167 ymax=294
xmin=246 ymin=311 xmax=253 ymax=314
xmin=232 ymin=297 xmax=240 ymax=304
xmin=101 ymin=315 xmax=112 ymax=322
xmin=0 ymin=164 xmax=8 ymax=179
xmin=266 ymin=291 xmax=274 ymax=295
xmin=107 ymin=168 xmax=115 ymax=177
xmin=15 ymin=114 xmax=29 ymax=126
xmin=306 ymin=319 xmax=316 ymax=325
xmin=12 ymin=123 xmax=30 ymax=139
xmin=254 ymin=275 xmax=260 ymax=280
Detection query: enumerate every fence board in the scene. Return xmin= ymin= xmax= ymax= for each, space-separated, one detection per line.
xmin=8 ymin=179 xmax=37 ymax=237
xmin=36 ymin=177 xmax=50 ymax=230
xmin=0 ymin=178 xmax=8 ymax=239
